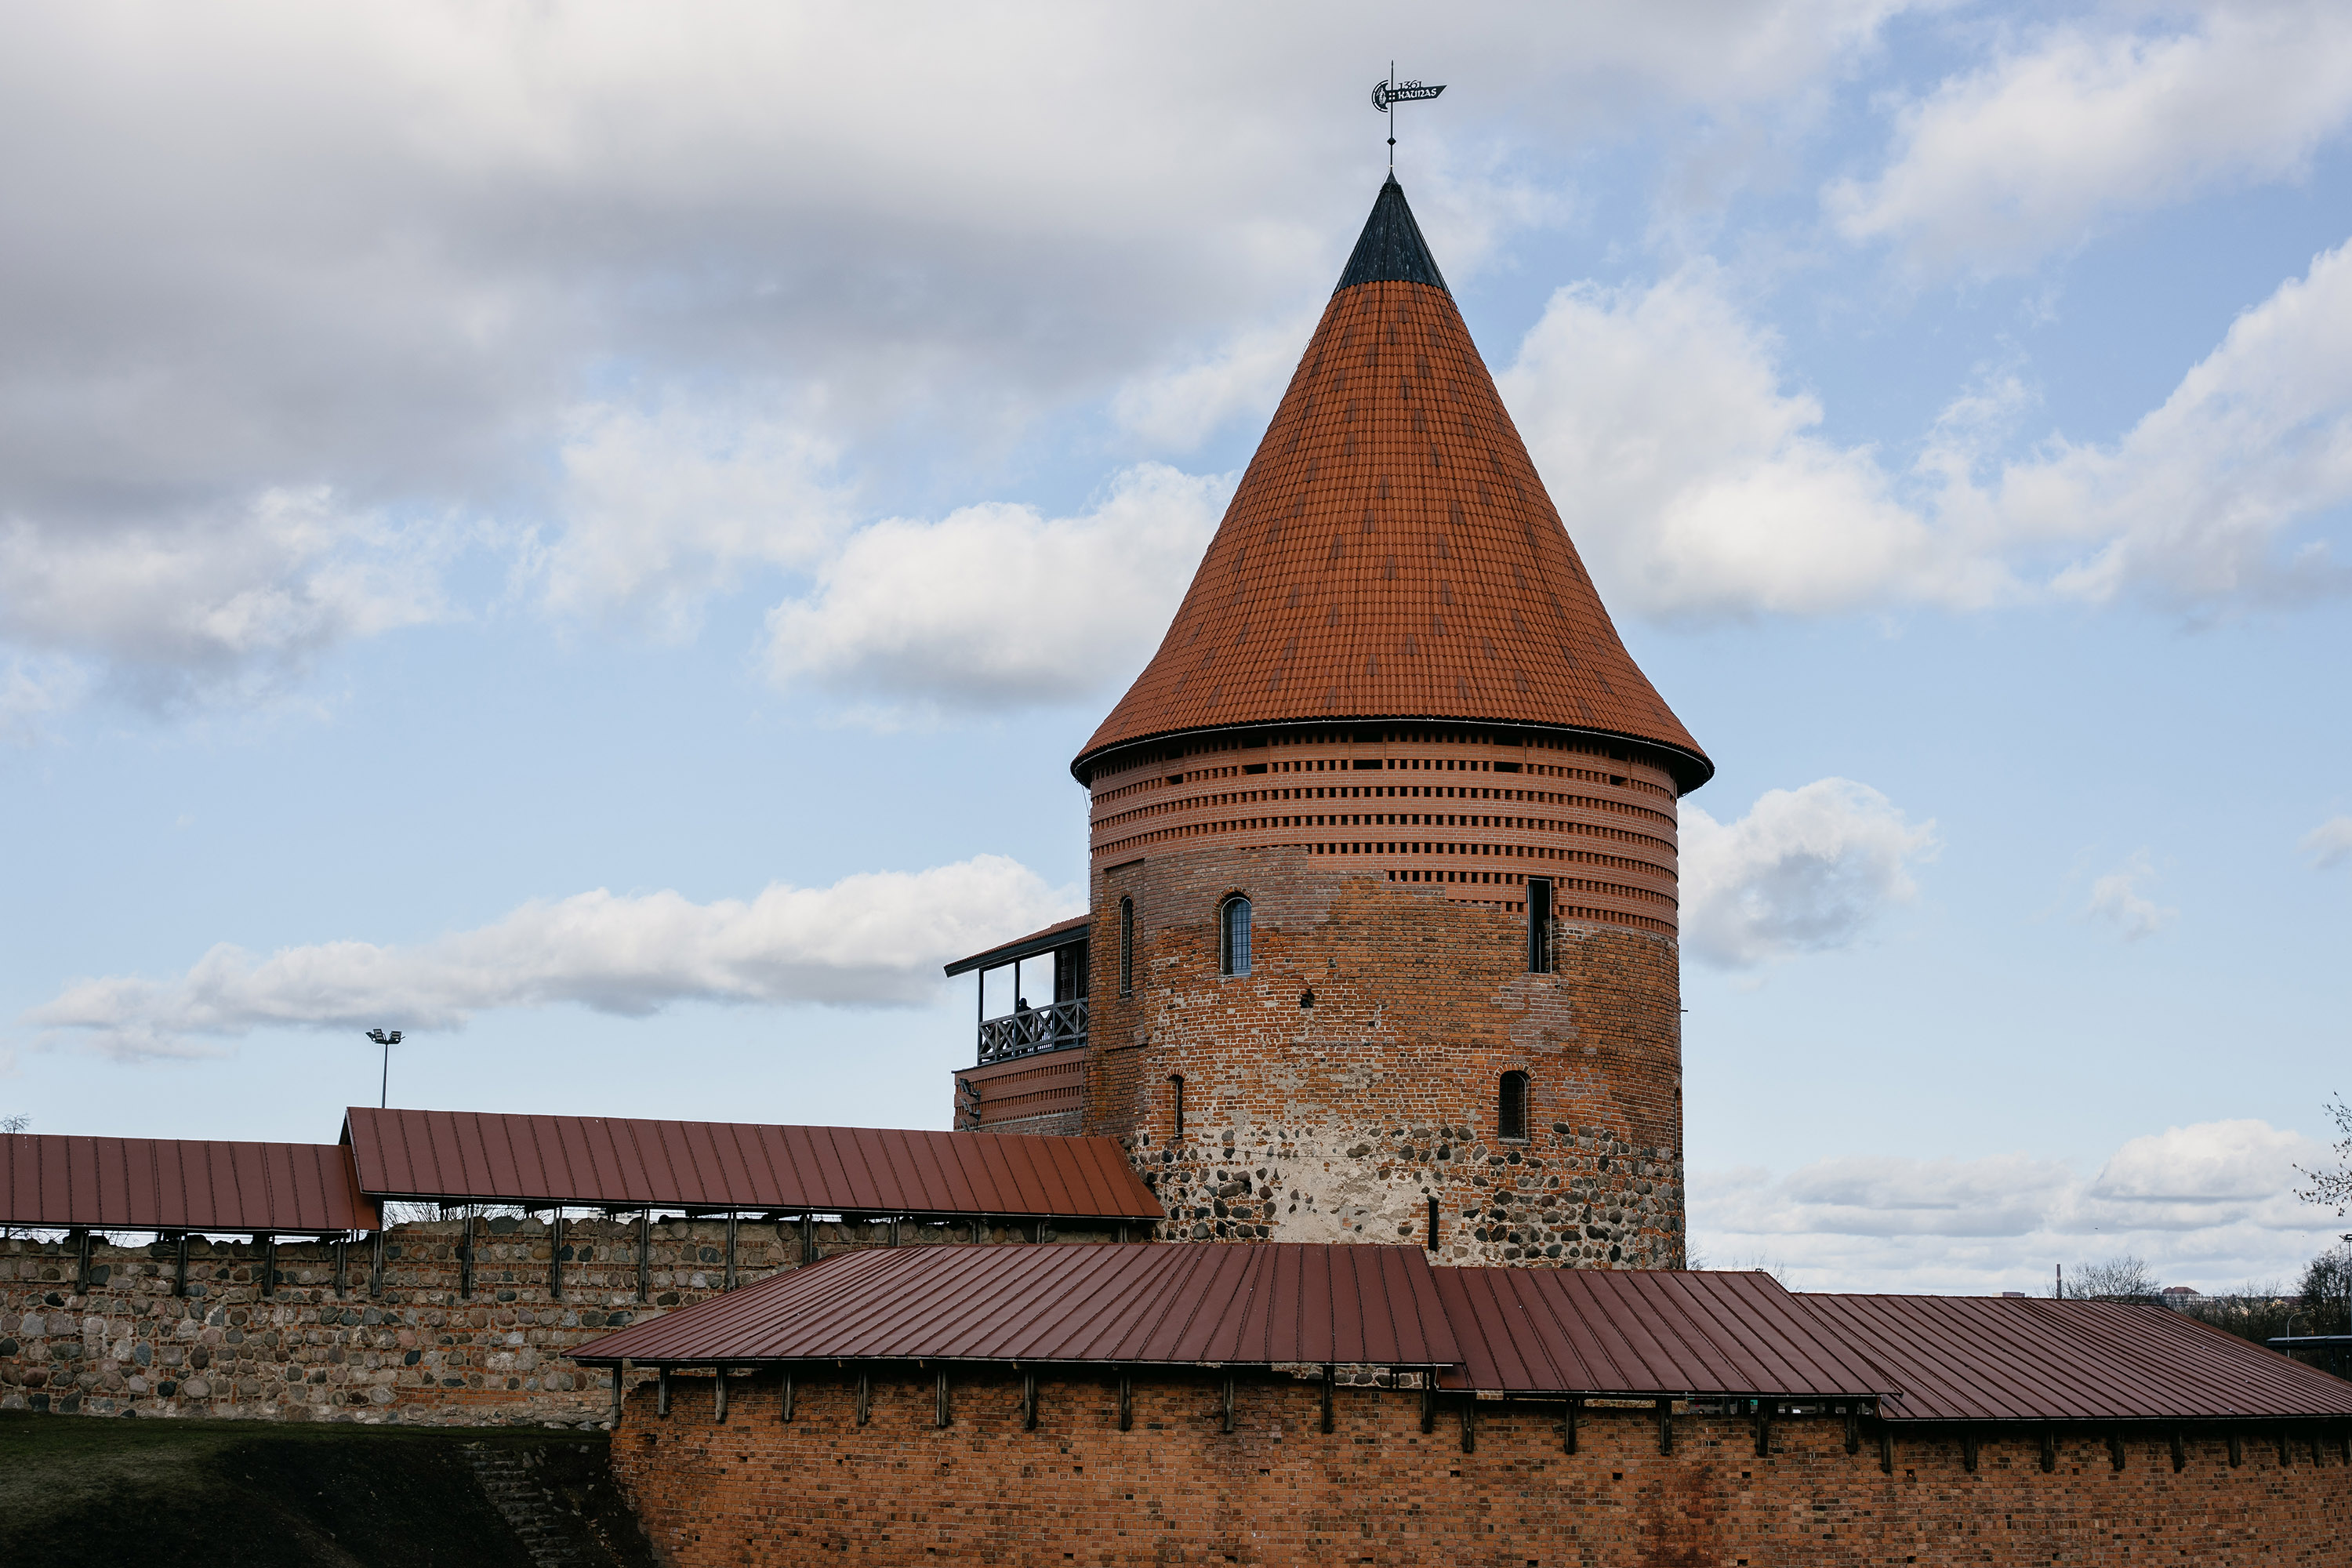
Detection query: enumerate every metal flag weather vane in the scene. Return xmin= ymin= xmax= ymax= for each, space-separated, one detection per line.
xmin=1371 ymin=63 xmax=1445 ymax=170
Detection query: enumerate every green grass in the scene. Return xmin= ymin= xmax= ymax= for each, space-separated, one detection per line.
xmin=0 ymin=1412 xmax=652 ymax=1567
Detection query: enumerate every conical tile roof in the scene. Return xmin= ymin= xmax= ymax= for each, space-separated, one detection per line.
xmin=1076 ymin=177 xmax=1711 ymax=793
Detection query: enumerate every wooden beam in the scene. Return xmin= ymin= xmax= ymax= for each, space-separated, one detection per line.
xmin=2227 ymin=1430 xmax=2242 ymax=1468
xmin=333 ymin=1234 xmax=348 ymax=1298
xmin=1117 ymin=1374 xmax=1132 ymax=1432
xmin=656 ymin=1367 xmax=671 ymax=1418
xmin=637 ymin=1208 xmax=651 ymax=1302
xmin=370 ymin=1227 xmax=386 ymax=1298
xmin=73 ymin=1229 xmax=92 ymax=1294
xmin=1420 ymin=1375 xmax=1434 ymax=1435
xmin=610 ymin=1363 xmax=623 ymax=1426
xmin=1023 ymin=1371 xmax=1039 ymax=1431
xmin=801 ymin=1212 xmax=816 ymax=1266
xmin=2170 ymin=1428 xmax=2185 ymax=1472
xmin=2109 ymin=1433 xmax=2126 ymax=1472
xmin=2042 ymin=1425 xmax=2056 ymax=1473
xmin=856 ymin=1370 xmax=871 ymax=1426
xmin=1319 ymin=1365 xmax=1334 ymax=1435
xmin=458 ymin=1207 xmax=474 ymax=1300
xmin=724 ymin=1210 xmax=739 ymax=1291
xmin=1657 ymin=1398 xmax=1673 ymax=1457
xmin=260 ymin=1233 xmax=277 ymax=1298
xmin=714 ymin=1369 xmax=728 ymax=1423
xmin=1562 ymin=1397 xmax=1580 ymax=1454
xmin=1960 ymin=1428 xmax=1977 ymax=1472
xmin=1458 ymin=1396 xmax=1475 ymax=1454
xmin=934 ymin=1368 xmax=950 ymax=1428
xmin=172 ymin=1232 xmax=189 ymax=1299
xmin=1219 ymin=1374 xmax=1233 ymax=1435
xmin=1753 ymin=1399 xmax=1772 ymax=1459
xmin=1842 ymin=1406 xmax=1857 ymax=1456
xmin=1878 ymin=1424 xmax=1893 ymax=1475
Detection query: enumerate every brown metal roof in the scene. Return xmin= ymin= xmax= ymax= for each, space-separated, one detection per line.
xmin=341 ymin=1109 xmax=1161 ymax=1220
xmin=1802 ymin=1294 xmax=2352 ymax=1423
xmin=942 ymin=914 xmax=1091 ymax=978
xmin=0 ymin=1133 xmax=378 ymax=1233
xmin=1433 ymin=1267 xmax=1895 ymax=1399
xmin=569 ymin=1242 xmax=1459 ymax=1368
xmin=1074 ymin=178 xmax=1710 ymax=792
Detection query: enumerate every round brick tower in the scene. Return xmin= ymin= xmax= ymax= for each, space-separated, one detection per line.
xmin=1073 ymin=176 xmax=1712 ymax=1268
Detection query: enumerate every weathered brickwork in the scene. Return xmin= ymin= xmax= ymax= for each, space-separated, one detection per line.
xmin=610 ymin=1370 xmax=2352 ymax=1565
xmin=0 ymin=1216 xmax=1115 ymax=1425
xmin=1087 ymin=841 xmax=1683 ymax=1268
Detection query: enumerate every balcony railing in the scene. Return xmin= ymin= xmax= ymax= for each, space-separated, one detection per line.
xmin=977 ymin=998 xmax=1088 ymax=1065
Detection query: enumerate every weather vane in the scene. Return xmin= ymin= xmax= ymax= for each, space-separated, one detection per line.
xmin=1370 ymin=63 xmax=1445 ymax=172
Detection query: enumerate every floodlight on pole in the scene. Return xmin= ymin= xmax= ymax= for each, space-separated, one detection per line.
xmin=365 ymin=1029 xmax=402 ymax=1109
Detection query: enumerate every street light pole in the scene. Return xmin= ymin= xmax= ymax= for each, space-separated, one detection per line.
xmin=365 ymin=1029 xmax=402 ymax=1109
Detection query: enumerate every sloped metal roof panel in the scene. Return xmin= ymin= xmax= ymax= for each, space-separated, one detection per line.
xmin=1432 ymin=1267 xmax=1896 ymax=1398
xmin=568 ymin=1243 xmax=1459 ymax=1368
xmin=0 ymin=1134 xmax=377 ymax=1232
xmin=340 ymin=1108 xmax=1162 ymax=1220
xmin=1802 ymin=1294 xmax=2352 ymax=1421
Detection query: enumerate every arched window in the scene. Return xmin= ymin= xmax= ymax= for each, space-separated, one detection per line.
xmin=1218 ymin=895 xmax=1252 ymax=976
xmin=1168 ymin=1073 xmax=1185 ymax=1140
xmin=1499 ymin=1071 xmax=1529 ymax=1142
xmin=1119 ymin=898 xmax=1134 ymax=996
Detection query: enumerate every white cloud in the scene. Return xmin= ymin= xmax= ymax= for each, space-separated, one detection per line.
xmin=1693 ymin=1119 xmax=2340 ymax=1293
xmin=2303 ymin=815 xmax=2352 ymax=868
xmin=1830 ymin=2 xmax=2352 ymax=276
xmin=1111 ymin=310 xmax=1322 ymax=452
xmin=2082 ymin=848 xmax=2178 ymax=940
xmin=0 ymin=488 xmax=441 ymax=707
xmin=24 ymin=854 xmax=1076 ymax=1062
xmin=537 ymin=399 xmax=852 ymax=635
xmin=1507 ymin=244 xmax=2352 ymax=621
xmin=0 ymin=3 xmax=1911 ymax=708
xmin=1499 ymin=267 xmax=1999 ymax=619
xmin=1679 ymin=778 xmax=1937 ymax=969
xmin=764 ymin=463 xmax=1229 ymax=716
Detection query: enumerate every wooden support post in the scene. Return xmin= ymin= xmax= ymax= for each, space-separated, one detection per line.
xmin=333 ymin=1234 xmax=347 ymax=1298
xmin=2227 ymin=1430 xmax=2242 ymax=1468
xmin=1023 ymin=1371 xmax=1039 ymax=1431
xmin=2278 ymin=1427 xmax=2292 ymax=1467
xmin=458 ymin=1207 xmax=474 ymax=1300
xmin=610 ymin=1364 xmax=623 ymax=1425
xmin=972 ymin=1216 xmax=985 ymax=1245
xmin=637 ymin=1207 xmax=651 ymax=1302
xmin=2108 ymin=1433 xmax=2126 ymax=1472
xmin=1657 ymin=1398 xmax=1673 ymax=1457
xmin=656 ymin=1367 xmax=671 ymax=1418
xmin=2170 ymin=1428 xmax=2186 ymax=1472
xmin=1843 ymin=1406 xmax=1858 ymax=1456
xmin=1878 ymin=1425 xmax=1893 ymax=1475
xmin=935 ymin=1368 xmax=949 ymax=1428
xmin=2042 ymin=1425 xmax=2056 ymax=1472
xmin=1961 ymin=1428 xmax=1978 ymax=1472
xmin=1118 ymin=1374 xmax=1132 ymax=1432
xmin=781 ymin=1369 xmax=795 ymax=1423
xmin=1420 ymin=1374 xmax=1435 ymax=1434
xmin=714 ymin=1369 xmax=728 ymax=1423
xmin=1320 ymin=1365 xmax=1334 ymax=1434
xmin=550 ymin=1210 xmax=565 ymax=1301
xmin=370 ymin=1227 xmax=386 ymax=1297
xmin=172 ymin=1232 xmax=190 ymax=1298
xmin=260 ymin=1233 xmax=276 ymax=1298
xmin=887 ymin=1216 xmax=899 ymax=1248
xmin=856 ymin=1370 xmax=871 ymax=1426
xmin=1116 ymin=1222 xmax=1128 ymax=1243
xmin=1459 ymin=1397 xmax=1476 ymax=1454
xmin=1563 ymin=1397 xmax=1580 ymax=1454
xmin=1220 ymin=1374 xmax=1234 ymax=1435
xmin=1754 ymin=1400 xmax=1772 ymax=1459
xmin=73 ymin=1229 xmax=92 ymax=1294
xmin=800 ymin=1213 xmax=816 ymax=1266
xmin=724 ymin=1210 xmax=738 ymax=1291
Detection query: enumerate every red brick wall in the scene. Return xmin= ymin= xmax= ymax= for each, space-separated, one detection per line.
xmin=1085 ymin=837 xmax=1684 ymax=1268
xmin=610 ymin=1370 xmax=2351 ymax=1565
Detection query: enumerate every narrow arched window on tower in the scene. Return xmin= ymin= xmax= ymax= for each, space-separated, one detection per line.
xmin=1499 ymin=1071 xmax=1529 ymax=1142
xmin=1168 ymin=1073 xmax=1185 ymax=1141
xmin=1119 ymin=898 xmax=1134 ymax=997
xmin=1219 ymin=895 xmax=1252 ymax=976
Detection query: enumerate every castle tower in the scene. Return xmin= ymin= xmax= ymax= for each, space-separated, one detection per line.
xmin=1073 ymin=177 xmax=1711 ymax=1266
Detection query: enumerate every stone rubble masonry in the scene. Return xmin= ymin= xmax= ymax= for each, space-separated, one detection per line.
xmin=608 ymin=1370 xmax=2352 ymax=1566
xmin=1087 ymin=841 xmax=1683 ymax=1268
xmin=0 ymin=1214 xmax=1119 ymax=1425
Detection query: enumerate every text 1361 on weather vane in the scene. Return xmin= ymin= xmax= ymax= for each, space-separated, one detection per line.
xmin=1371 ymin=64 xmax=1445 ymax=169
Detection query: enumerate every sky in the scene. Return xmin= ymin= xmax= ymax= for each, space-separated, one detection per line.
xmin=3 ymin=0 xmax=2350 ymax=1295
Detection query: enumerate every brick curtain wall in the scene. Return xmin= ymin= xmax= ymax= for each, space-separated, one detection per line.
xmin=0 ymin=1218 xmax=1116 ymax=1425
xmin=612 ymin=1372 xmax=2352 ymax=1565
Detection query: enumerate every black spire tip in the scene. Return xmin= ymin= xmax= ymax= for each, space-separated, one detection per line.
xmin=1334 ymin=174 xmax=1449 ymax=295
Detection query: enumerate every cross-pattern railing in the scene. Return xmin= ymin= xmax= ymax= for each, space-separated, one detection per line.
xmin=977 ymin=998 xmax=1088 ymax=1065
